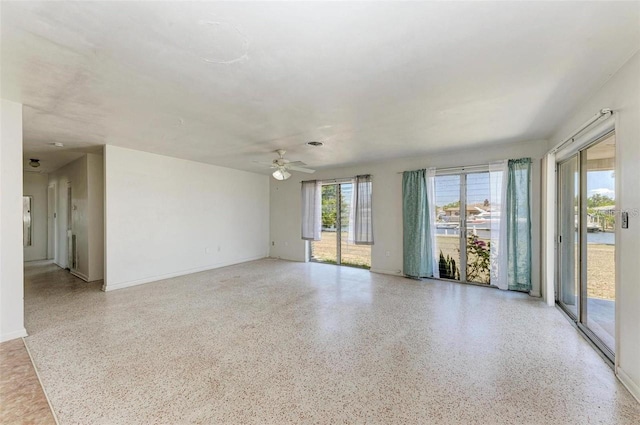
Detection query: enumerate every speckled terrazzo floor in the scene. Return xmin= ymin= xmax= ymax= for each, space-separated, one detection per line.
xmin=24 ymin=259 xmax=639 ymax=424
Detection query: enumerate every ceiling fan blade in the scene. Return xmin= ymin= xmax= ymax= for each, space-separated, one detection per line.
xmin=253 ymin=160 xmax=278 ymax=168
xmin=288 ymin=165 xmax=316 ymax=173
xmin=287 ymin=161 xmax=307 ymax=166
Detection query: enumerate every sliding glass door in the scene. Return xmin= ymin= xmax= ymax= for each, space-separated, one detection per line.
xmin=557 ymin=156 xmax=580 ymax=317
xmin=310 ymin=182 xmax=371 ymax=269
xmin=434 ymin=171 xmax=493 ymax=284
xmin=557 ymin=132 xmax=616 ymax=358
xmin=585 ymin=135 xmax=616 ymax=352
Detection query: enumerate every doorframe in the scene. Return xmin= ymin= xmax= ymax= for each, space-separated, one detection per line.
xmin=66 ymin=181 xmax=74 ymax=270
xmin=47 ymin=182 xmax=57 ymax=260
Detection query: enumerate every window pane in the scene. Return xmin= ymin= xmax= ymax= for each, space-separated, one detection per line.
xmin=310 ymin=185 xmax=338 ymax=264
xmin=558 ymin=156 xmax=580 ymax=318
xmin=339 ymin=183 xmax=371 ymax=269
xmin=465 ymin=172 xmax=491 ymax=284
xmin=435 ymin=175 xmax=461 ymax=280
xmin=585 ymin=134 xmax=616 ymax=352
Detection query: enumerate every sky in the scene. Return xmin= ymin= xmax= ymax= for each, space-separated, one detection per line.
xmin=587 ymin=170 xmax=615 ymax=200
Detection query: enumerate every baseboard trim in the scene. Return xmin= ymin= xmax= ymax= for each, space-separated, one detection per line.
xmin=103 ymin=255 xmax=268 ymax=292
xmin=617 ymin=366 xmax=640 ymax=403
xmin=370 ymin=268 xmax=403 ymax=277
xmin=70 ymin=270 xmax=89 ymax=282
xmin=23 ymin=339 xmax=60 ymax=425
xmin=268 ymin=255 xmax=306 ymax=262
xmin=0 ymin=328 xmax=28 ymax=342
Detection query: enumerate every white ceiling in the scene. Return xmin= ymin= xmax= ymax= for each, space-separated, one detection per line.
xmin=2 ymin=1 xmax=639 ymax=174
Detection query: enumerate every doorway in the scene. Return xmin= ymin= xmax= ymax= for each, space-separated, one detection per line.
xmin=557 ymin=132 xmax=616 ymax=360
xmin=434 ymin=170 xmax=494 ymax=284
xmin=66 ymin=183 xmax=75 ymax=270
xmin=310 ymin=182 xmax=371 ymax=269
xmin=47 ymin=184 xmax=56 ymax=260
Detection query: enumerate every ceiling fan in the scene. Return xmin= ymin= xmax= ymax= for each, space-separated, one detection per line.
xmin=256 ymin=149 xmax=315 ymax=180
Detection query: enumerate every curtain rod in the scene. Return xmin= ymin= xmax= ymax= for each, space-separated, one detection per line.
xmin=396 ymin=163 xmax=491 ymax=175
xmin=550 ymin=108 xmax=612 ymax=154
xmin=301 ymin=178 xmax=352 ymax=184
xmin=301 ymin=174 xmax=371 ymax=184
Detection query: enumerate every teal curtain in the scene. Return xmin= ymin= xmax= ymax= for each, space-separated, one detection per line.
xmin=402 ymin=170 xmax=432 ymax=278
xmin=506 ymin=158 xmax=532 ymax=292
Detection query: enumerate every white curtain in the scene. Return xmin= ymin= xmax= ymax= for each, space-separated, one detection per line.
xmin=301 ymin=180 xmax=322 ymax=241
xmin=426 ymin=168 xmax=439 ymax=278
xmin=489 ymin=161 xmax=508 ymax=290
xmin=353 ymin=175 xmax=374 ymax=245
xmin=347 ymin=178 xmax=357 ymax=244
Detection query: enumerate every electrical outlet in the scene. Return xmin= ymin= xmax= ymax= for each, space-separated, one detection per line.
xmin=385 ymin=251 xmax=390 ymax=257
xmin=217 ymin=246 xmax=221 ymax=252
xmin=205 ymin=247 xmax=211 ymax=254
xmin=284 ymin=241 xmax=289 ymax=247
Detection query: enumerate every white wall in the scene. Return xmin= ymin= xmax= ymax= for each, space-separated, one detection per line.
xmin=270 ymin=140 xmax=548 ymax=295
xmin=103 ymin=145 xmax=270 ymax=291
xmin=48 ymin=153 xmax=104 ymax=281
xmin=87 ymin=153 xmax=104 ymax=281
xmin=548 ymin=52 xmax=640 ymax=401
xmin=23 ymin=172 xmax=49 ymax=261
xmin=0 ymin=99 xmax=27 ymax=341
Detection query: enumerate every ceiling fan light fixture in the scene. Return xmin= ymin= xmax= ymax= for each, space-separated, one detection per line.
xmin=29 ymin=158 xmax=41 ymax=168
xmin=272 ymin=168 xmax=291 ymax=181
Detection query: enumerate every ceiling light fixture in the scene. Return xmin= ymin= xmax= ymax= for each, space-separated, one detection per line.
xmin=29 ymin=158 xmax=41 ymax=168
xmin=306 ymin=141 xmax=324 ymax=147
xmin=52 ymin=142 xmax=64 ymax=147
xmin=272 ymin=168 xmax=291 ymax=181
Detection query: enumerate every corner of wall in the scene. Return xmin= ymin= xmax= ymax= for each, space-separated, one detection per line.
xmin=0 ymin=99 xmax=25 ymax=341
